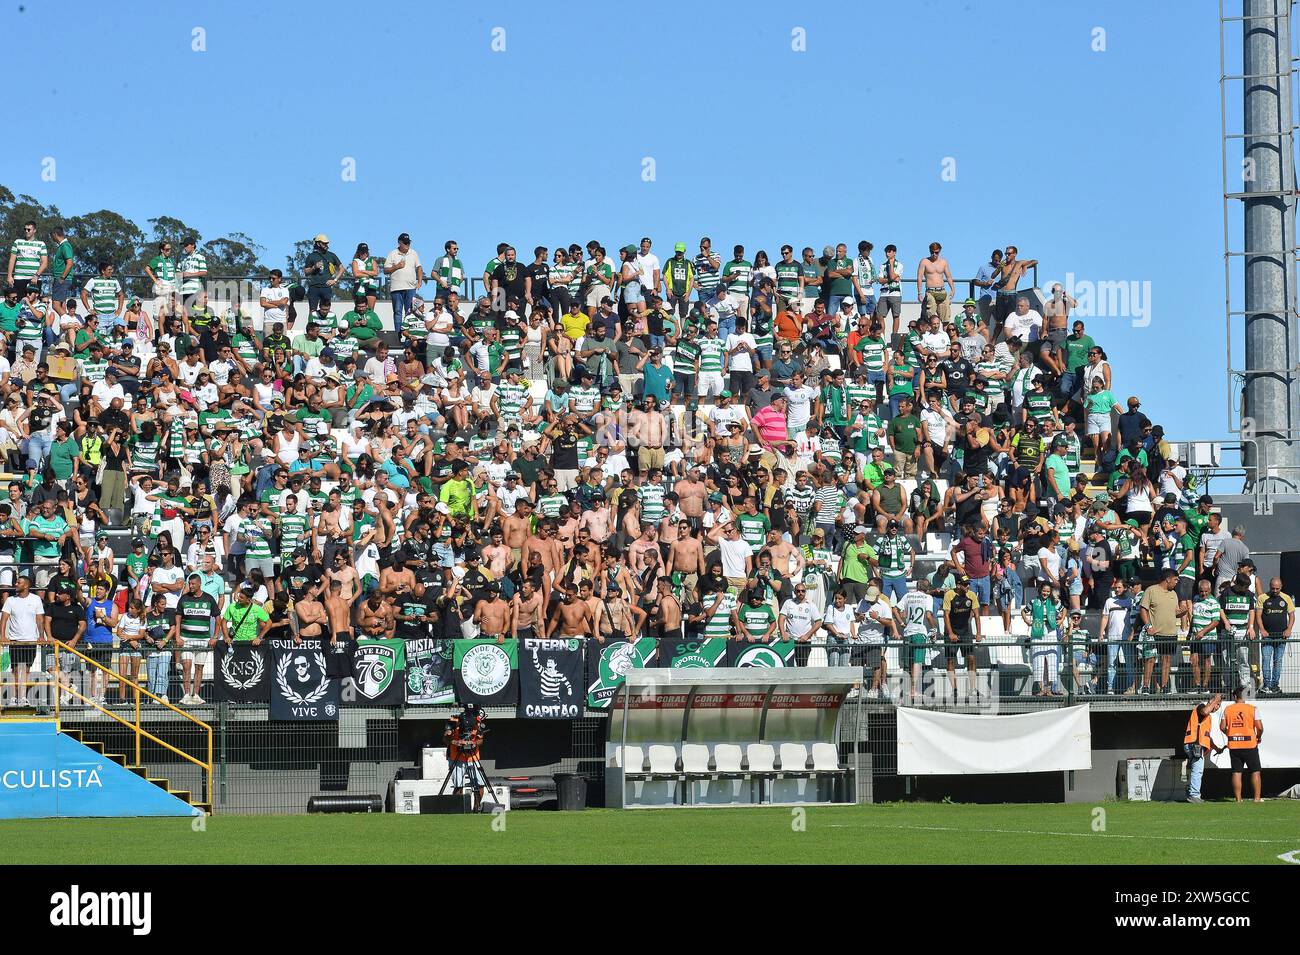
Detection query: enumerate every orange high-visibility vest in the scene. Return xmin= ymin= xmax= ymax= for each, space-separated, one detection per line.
xmin=1183 ymin=707 xmax=1212 ymax=749
xmin=1223 ymin=702 xmax=1259 ymax=750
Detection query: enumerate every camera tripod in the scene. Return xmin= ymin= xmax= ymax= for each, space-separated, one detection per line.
xmin=438 ymin=750 xmax=501 ymax=812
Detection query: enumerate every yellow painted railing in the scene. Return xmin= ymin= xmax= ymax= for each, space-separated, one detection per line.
xmin=32 ymin=640 xmax=215 ymax=809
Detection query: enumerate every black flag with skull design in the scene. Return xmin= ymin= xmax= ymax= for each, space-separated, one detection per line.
xmin=269 ymin=637 xmax=341 ymax=720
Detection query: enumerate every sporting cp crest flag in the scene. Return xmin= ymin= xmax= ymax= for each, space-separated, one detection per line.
xmin=517 ymin=638 xmax=584 ymax=719
xmin=213 ymin=641 xmax=271 ymax=703
xmin=585 ymin=637 xmax=657 ymax=710
xmin=269 ymin=637 xmax=340 ymax=720
xmin=452 ymin=638 xmax=519 ymax=707
xmin=725 ymin=639 xmax=797 ymax=668
xmin=657 ymin=636 xmax=728 ymax=668
xmin=345 ymin=638 xmax=406 ymax=706
xmin=405 ymin=638 xmax=456 ymax=705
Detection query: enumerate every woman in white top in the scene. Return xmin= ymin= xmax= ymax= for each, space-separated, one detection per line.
xmin=1081 ymin=346 xmax=1112 ymax=394
xmin=439 ymin=375 xmax=471 ymax=433
xmin=351 ymin=242 xmax=379 ymax=312
xmin=1113 ymin=464 xmax=1156 ymax=543
xmin=339 ymin=423 xmax=370 ymax=465
xmin=272 ymin=426 xmax=301 ymax=466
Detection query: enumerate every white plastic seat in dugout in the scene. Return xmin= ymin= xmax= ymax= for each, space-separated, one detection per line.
xmin=778 ymin=742 xmax=811 ymax=774
xmin=680 ymin=743 xmax=712 ymax=776
xmin=647 ymin=744 xmax=681 ymax=776
xmin=617 ymin=744 xmax=646 ymax=773
xmin=810 ymin=743 xmax=843 ymax=772
xmin=712 ymin=743 xmax=744 ymax=774
xmin=746 ymin=743 xmax=777 ymax=773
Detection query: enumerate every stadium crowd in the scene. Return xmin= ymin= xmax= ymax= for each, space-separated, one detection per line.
xmin=0 ymin=227 xmax=1294 ymax=707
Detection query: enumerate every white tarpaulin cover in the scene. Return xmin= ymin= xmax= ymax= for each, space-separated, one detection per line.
xmin=897 ymin=704 xmax=1092 ymax=776
xmin=1209 ymin=700 xmax=1300 ymax=769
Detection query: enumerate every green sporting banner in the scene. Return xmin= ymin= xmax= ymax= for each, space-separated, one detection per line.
xmin=585 ymin=637 xmax=657 ymax=709
xmin=347 ymin=638 xmax=406 ymax=706
xmin=453 ymin=638 xmax=519 ymax=706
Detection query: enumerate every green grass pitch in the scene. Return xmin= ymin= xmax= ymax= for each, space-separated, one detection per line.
xmin=6 ymin=801 xmax=1299 ymax=864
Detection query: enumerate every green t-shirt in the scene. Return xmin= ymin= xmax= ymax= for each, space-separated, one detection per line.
xmin=50 ymin=240 xmax=74 ymax=282
xmin=221 ymin=600 xmax=270 ymax=642
xmin=26 ymin=514 xmax=68 ymax=559
xmin=737 ymin=603 xmax=776 ymax=640
xmin=736 ymin=512 xmax=771 ymax=553
xmin=49 ymin=438 xmax=79 ymax=480
xmin=826 ymin=256 xmax=853 ymax=296
xmin=888 ymin=414 xmax=921 ymax=455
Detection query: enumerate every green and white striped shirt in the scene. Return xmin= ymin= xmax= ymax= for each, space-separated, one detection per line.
xmin=569 ymin=384 xmax=600 ymax=414
xmin=775 ymin=261 xmax=802 ymax=303
xmin=178 ymin=251 xmax=207 ymax=294
xmin=693 ymin=253 xmax=721 ymax=294
xmin=84 ymin=277 xmax=121 ymax=316
xmin=697 ymin=337 xmax=725 ymax=373
xmin=638 ymin=483 xmax=666 ymax=525
xmin=435 ymin=255 xmax=464 ymax=291
xmin=148 ymin=255 xmax=177 ymax=291
xmin=704 ymin=592 xmax=738 ymax=639
xmin=497 ymin=382 xmax=529 ymax=419
xmin=10 ymin=238 xmax=46 ymax=279
xmin=79 ymin=358 xmax=108 ymax=384
xmin=536 ymin=492 xmax=567 ymax=519
xmin=279 ymin=512 xmax=309 ymax=556
xmin=722 ymin=258 xmax=752 ymax=295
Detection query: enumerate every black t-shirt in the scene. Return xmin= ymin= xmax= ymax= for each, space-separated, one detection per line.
xmin=947 ymin=591 xmax=976 ymax=632
xmin=281 ymin=562 xmax=323 ymax=602
xmin=101 ymin=408 xmax=131 ymax=435
xmin=551 ymin=431 xmax=579 ymax=470
xmin=47 ymin=600 xmax=83 ymax=641
xmin=525 ymin=263 xmax=550 ymax=298
xmin=490 ymin=262 xmax=529 ymax=308
xmin=940 ymin=358 xmax=974 ymax=395
xmin=200 ymin=330 xmax=232 ymax=363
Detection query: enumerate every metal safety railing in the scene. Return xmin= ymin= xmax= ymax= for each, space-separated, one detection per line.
xmin=7 ymin=639 xmax=215 ymax=809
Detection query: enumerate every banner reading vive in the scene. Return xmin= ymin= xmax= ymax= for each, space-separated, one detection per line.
xmin=344 ymin=638 xmax=406 ymax=706
xmin=453 ymin=638 xmax=519 ymax=707
xmin=405 ymin=638 xmax=456 ymax=705
xmin=518 ymin=638 xmax=584 ymax=719
xmin=213 ymin=642 xmax=271 ymax=703
xmin=269 ymin=637 xmax=340 ymax=720
xmin=586 ymin=637 xmax=657 ymax=709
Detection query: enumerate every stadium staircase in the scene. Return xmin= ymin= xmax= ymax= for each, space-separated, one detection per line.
xmin=0 ymin=641 xmax=212 ymax=817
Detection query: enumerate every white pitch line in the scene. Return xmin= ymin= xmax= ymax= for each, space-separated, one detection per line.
xmin=825 ymin=823 xmax=1296 ymax=845
xmin=1279 ymin=849 xmax=1300 ymax=864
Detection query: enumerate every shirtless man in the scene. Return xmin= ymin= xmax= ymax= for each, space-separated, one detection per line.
xmin=674 ymin=468 xmax=708 ymax=530
xmin=571 ymin=527 xmax=602 ymax=569
xmin=763 ymin=528 xmax=806 ymax=581
xmin=522 ymin=522 xmax=565 ymax=585
xmin=378 ymin=556 xmax=418 ymax=598
xmin=294 ymin=590 xmax=329 ymax=642
xmin=327 ymin=551 xmax=361 ymax=603
xmin=594 ymin=583 xmax=647 ymax=643
xmin=655 ymin=576 xmax=684 ymax=642
xmin=357 ymin=592 xmax=394 ymax=638
xmin=633 ymin=396 xmax=669 ymax=473
xmin=577 ymin=494 xmax=613 ymax=544
xmin=501 ymin=502 xmax=533 ymax=569
xmin=916 ymin=241 xmax=955 ymax=327
xmin=324 ymin=579 xmax=354 ymax=645
xmin=473 ymin=583 xmax=510 ymax=643
xmin=547 ymin=587 xmax=594 ymax=640
xmin=994 ymin=245 xmax=1038 ymax=331
xmin=627 ymin=525 xmax=662 ymax=578
xmin=666 ymin=527 xmax=705 ymax=603
xmin=481 ymin=529 xmax=512 ymax=582
xmin=510 ymin=580 xmax=545 ymax=640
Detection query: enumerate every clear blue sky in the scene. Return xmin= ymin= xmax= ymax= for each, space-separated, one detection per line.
xmin=1 ymin=1 xmax=1241 ymax=441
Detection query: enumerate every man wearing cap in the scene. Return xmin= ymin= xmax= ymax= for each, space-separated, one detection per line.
xmin=942 ymin=575 xmax=982 ymax=700
xmin=302 ymin=235 xmax=343 ymax=312
xmin=662 ymin=242 xmax=694 ymax=319
xmin=384 ymin=233 xmax=423 ymax=328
